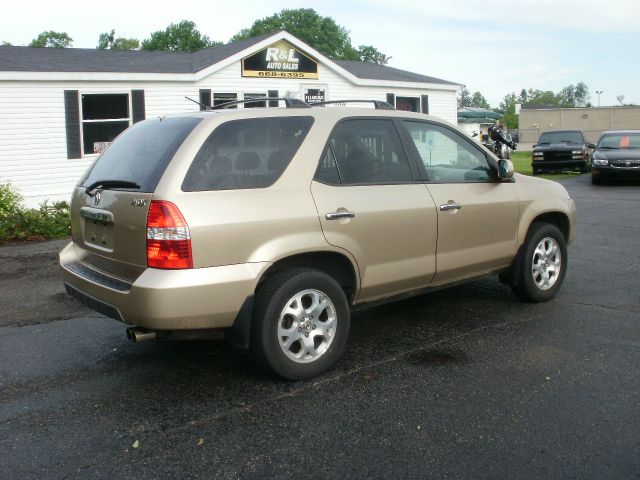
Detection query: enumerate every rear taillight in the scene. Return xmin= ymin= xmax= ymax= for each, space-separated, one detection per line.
xmin=146 ymin=200 xmax=193 ymax=269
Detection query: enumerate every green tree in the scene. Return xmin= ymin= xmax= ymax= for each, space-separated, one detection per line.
xmin=470 ymin=91 xmax=491 ymax=109
xmin=356 ymin=45 xmax=390 ymax=65
xmin=527 ymin=89 xmax=558 ymax=106
xmin=97 ymin=30 xmax=139 ymax=50
xmin=29 ymin=31 xmax=72 ymax=48
xmin=141 ymin=20 xmax=220 ymax=52
xmin=1 ymin=41 xmax=13 ymax=46
xmin=232 ymin=8 xmax=366 ymax=61
xmin=457 ymin=87 xmax=472 ymax=108
xmin=499 ymin=92 xmax=518 ymax=129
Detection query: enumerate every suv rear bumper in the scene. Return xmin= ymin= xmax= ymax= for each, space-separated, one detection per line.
xmin=60 ymin=242 xmax=269 ymax=330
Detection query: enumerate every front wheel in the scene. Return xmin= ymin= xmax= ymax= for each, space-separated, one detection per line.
xmin=591 ymin=175 xmax=600 ymax=185
xmin=251 ymin=268 xmax=350 ymax=380
xmin=510 ymin=223 xmax=567 ymax=302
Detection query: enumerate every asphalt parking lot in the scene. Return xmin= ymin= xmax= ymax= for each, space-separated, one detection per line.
xmin=1 ymin=175 xmax=638 ymax=479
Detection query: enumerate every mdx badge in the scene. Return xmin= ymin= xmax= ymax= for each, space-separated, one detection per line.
xmin=131 ymin=199 xmax=147 ymax=207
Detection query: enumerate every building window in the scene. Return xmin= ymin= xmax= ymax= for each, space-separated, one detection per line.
xmin=244 ymin=93 xmax=266 ymax=108
xmin=213 ymin=93 xmax=237 ymax=109
xmin=396 ymin=97 xmax=420 ymax=112
xmin=81 ymin=93 xmax=130 ymax=155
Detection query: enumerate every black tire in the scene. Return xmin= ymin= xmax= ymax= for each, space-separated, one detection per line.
xmin=532 ymin=167 xmax=539 ymax=176
xmin=251 ymin=268 xmax=350 ymax=380
xmin=510 ymin=223 xmax=567 ymax=302
xmin=591 ymin=175 xmax=600 ymax=185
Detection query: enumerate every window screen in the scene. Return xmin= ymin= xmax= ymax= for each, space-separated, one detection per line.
xmin=81 ymin=93 xmax=130 ymax=155
xmin=213 ymin=93 xmax=237 ymax=109
xmin=327 ymin=119 xmax=412 ymax=184
xmin=244 ymin=93 xmax=267 ymax=108
xmin=182 ymin=117 xmax=314 ymax=191
xmin=403 ymin=121 xmax=492 ymax=182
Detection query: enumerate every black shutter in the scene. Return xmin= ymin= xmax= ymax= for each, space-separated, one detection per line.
xmin=199 ymin=89 xmax=211 ymax=110
xmin=421 ymin=95 xmax=429 ymax=114
xmin=386 ymin=93 xmax=395 ymax=108
xmin=268 ymin=89 xmax=278 ymax=107
xmin=131 ymin=90 xmax=146 ymax=123
xmin=64 ymin=90 xmax=81 ymax=159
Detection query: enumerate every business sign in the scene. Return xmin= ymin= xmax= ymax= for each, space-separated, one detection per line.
xmin=304 ymin=88 xmax=325 ymax=104
xmin=242 ymin=40 xmax=319 ymax=79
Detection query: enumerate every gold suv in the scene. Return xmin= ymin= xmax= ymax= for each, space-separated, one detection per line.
xmin=60 ymin=100 xmax=576 ymax=379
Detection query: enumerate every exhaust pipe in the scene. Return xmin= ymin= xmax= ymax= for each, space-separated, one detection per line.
xmin=126 ymin=327 xmax=156 ymax=343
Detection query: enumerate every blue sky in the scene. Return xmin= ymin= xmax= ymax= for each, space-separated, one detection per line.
xmin=3 ymin=0 xmax=639 ymax=107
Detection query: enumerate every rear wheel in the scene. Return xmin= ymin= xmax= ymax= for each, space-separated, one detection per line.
xmin=251 ymin=268 xmax=350 ymax=380
xmin=510 ymin=223 xmax=567 ymax=302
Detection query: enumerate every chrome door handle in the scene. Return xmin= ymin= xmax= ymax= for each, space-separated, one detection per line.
xmin=326 ymin=211 xmax=356 ymax=220
xmin=439 ymin=203 xmax=462 ymax=211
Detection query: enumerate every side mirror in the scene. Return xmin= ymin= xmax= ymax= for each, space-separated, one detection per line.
xmin=498 ymin=159 xmax=514 ymax=179
xmin=532 ymin=144 xmax=537 ymax=148
xmin=587 ymin=143 xmax=596 ymax=149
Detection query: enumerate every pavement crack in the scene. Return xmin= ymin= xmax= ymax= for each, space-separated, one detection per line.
xmin=556 ymin=300 xmax=638 ymax=314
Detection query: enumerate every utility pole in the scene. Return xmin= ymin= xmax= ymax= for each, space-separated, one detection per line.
xmin=595 ymin=90 xmax=604 ymax=107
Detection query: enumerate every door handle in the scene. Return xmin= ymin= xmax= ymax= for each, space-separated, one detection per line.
xmin=326 ymin=211 xmax=356 ymax=220
xmin=439 ymin=203 xmax=462 ymax=211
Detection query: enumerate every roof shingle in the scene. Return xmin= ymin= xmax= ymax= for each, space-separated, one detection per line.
xmin=0 ymin=32 xmax=457 ymax=85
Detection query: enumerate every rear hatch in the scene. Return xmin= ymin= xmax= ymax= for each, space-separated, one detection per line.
xmin=69 ymin=116 xmax=202 ymax=283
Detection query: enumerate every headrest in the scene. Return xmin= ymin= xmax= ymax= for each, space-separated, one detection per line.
xmin=236 ymin=151 xmax=260 ymax=171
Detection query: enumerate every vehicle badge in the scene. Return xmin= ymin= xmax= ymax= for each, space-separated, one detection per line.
xmin=625 ymin=160 xmax=631 ymax=166
xmin=94 ymin=191 xmax=102 ymax=206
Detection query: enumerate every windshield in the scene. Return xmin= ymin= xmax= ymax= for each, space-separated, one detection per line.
xmin=537 ymin=131 xmax=584 ymax=145
xmin=81 ymin=117 xmax=202 ymax=192
xmin=597 ymin=133 xmax=640 ymax=149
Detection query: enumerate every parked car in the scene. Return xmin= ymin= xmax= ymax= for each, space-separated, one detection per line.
xmin=60 ymin=100 xmax=576 ymax=380
xmin=591 ymin=130 xmax=640 ymax=184
xmin=531 ymin=129 xmax=595 ymax=175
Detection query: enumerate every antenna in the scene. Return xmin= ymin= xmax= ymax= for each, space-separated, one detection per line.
xmin=185 ymin=96 xmax=211 ymax=110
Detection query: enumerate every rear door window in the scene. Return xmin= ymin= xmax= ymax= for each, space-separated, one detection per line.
xmin=319 ymin=119 xmax=413 ymax=185
xmin=81 ymin=117 xmax=202 ymax=192
xmin=182 ymin=116 xmax=314 ymax=191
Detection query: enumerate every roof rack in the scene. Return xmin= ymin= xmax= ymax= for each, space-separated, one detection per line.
xmin=185 ymin=96 xmax=396 ymax=111
xmin=212 ymin=97 xmax=310 ymax=109
xmin=309 ymin=100 xmax=395 ymax=110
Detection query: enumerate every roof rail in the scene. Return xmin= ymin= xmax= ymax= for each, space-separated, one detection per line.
xmin=211 ymin=97 xmax=311 ymax=109
xmin=309 ymin=100 xmax=395 ymax=110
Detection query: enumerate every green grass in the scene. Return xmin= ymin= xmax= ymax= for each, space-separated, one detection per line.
xmin=510 ymin=151 xmax=582 ymax=181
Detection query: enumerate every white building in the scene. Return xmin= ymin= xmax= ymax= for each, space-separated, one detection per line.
xmin=0 ymin=31 xmax=461 ymax=207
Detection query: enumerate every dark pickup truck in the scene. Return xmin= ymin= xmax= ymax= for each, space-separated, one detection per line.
xmin=531 ymin=130 xmax=596 ymax=175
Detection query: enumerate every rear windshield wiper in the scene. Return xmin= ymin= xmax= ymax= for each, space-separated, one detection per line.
xmin=85 ymin=180 xmax=141 ymax=196
xmin=537 ymin=142 xmax=550 ymax=145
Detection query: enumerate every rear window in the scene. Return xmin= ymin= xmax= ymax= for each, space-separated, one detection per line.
xmin=81 ymin=117 xmax=202 ymax=192
xmin=182 ymin=116 xmax=314 ymax=191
